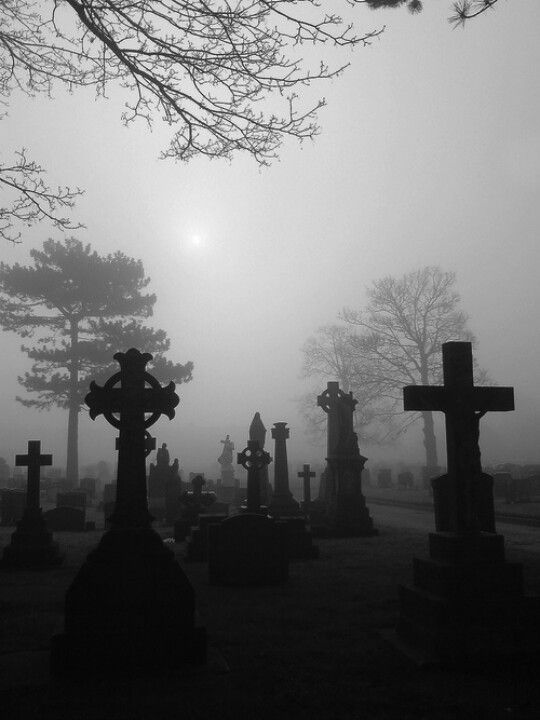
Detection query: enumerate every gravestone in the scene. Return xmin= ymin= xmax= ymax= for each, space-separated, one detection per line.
xmin=57 ymin=491 xmax=86 ymax=509
xmin=298 ymin=464 xmax=316 ymax=513
xmin=0 ymin=489 xmax=26 ymax=526
xmin=377 ymin=469 xmax=392 ymax=488
xmin=208 ymin=513 xmax=288 ymax=586
xmin=44 ymin=506 xmax=86 ymax=532
xmin=217 ymin=434 xmax=238 ymax=503
xmin=51 ymin=348 xmax=206 ymax=676
xmin=492 ymin=472 xmax=513 ymax=503
xmin=185 ymin=513 xmax=229 ymax=562
xmin=1 ymin=441 xmax=63 ymax=568
xmin=208 ymin=439 xmax=288 ymax=584
xmin=174 ymin=474 xmax=216 ymax=541
xmin=249 ymin=413 xmax=273 ymax=506
xmin=314 ymin=382 xmax=376 ymax=537
xmin=147 ymin=442 xmax=183 ymax=522
xmin=268 ymin=422 xmax=300 ymax=517
xmin=267 ymin=425 xmax=317 ymax=558
xmin=397 ymin=341 xmax=540 ymax=663
xmin=397 ymin=471 xmax=414 ymax=490
xmin=79 ymin=477 xmax=97 ymax=500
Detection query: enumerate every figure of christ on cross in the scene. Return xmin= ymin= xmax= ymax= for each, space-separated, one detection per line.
xmin=86 ymin=348 xmax=179 ymax=529
xmin=403 ymin=342 xmax=514 ymax=533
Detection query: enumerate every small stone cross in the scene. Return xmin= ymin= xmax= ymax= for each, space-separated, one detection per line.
xmin=403 ymin=342 xmax=514 ymax=532
xmin=298 ymin=464 xmax=316 ymax=505
xmin=16 ymin=440 xmax=52 ymax=512
xmin=237 ymin=439 xmax=271 ymax=513
xmin=86 ymin=348 xmax=179 ymax=528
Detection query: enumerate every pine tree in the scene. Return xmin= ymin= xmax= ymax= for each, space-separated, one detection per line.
xmin=0 ymin=238 xmax=193 ymax=484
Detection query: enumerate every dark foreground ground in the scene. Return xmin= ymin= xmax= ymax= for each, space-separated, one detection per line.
xmin=1 ymin=506 xmax=540 ymax=720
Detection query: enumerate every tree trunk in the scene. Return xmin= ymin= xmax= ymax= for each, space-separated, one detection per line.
xmin=66 ymin=320 xmax=79 ymax=487
xmin=421 ymin=410 xmax=438 ymax=470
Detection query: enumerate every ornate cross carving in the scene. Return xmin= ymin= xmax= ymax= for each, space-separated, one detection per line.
xmin=237 ymin=439 xmax=271 ymax=513
xmin=86 ymin=348 xmax=179 ymax=528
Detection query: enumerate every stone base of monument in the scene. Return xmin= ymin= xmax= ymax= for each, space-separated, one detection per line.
xmin=186 ymin=514 xmax=228 ymax=562
xmin=50 ymin=526 xmax=206 ymax=677
xmin=395 ymin=531 xmax=540 ymax=666
xmin=275 ymin=517 xmax=319 ymax=559
xmin=311 ymin=495 xmax=377 ymax=538
xmin=268 ymin=493 xmax=301 ymax=518
xmin=208 ymin=513 xmax=288 ymax=586
xmin=1 ymin=508 xmax=64 ymax=569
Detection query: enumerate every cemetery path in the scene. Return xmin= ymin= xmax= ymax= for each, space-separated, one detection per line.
xmin=371 ymin=503 xmax=540 ymax=556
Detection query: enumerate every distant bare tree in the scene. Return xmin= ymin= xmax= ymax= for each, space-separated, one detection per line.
xmin=341 ymin=266 xmax=486 ymax=468
xmin=1 ymin=1 xmax=383 ymax=242
xmin=300 ymin=324 xmax=402 ymax=447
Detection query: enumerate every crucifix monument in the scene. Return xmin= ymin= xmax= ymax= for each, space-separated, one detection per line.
xmin=298 ymin=464 xmax=316 ymax=508
xmin=52 ymin=348 xmax=206 ymax=676
xmin=396 ymin=341 xmax=540 ymax=663
xmin=2 ymin=440 xmax=63 ymax=568
xmin=403 ymin=341 xmax=514 ymax=533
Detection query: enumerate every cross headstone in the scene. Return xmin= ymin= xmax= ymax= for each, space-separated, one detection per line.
xmin=85 ymin=348 xmax=178 ymax=528
xmin=237 ymin=440 xmax=271 ymax=513
xmin=16 ymin=441 xmax=52 ymax=512
xmin=403 ymin=341 xmax=514 ymax=532
xmin=317 ymin=382 xmax=357 ymax=459
xmin=298 ymin=464 xmax=316 ymax=505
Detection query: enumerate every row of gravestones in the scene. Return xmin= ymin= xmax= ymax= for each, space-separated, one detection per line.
xmin=1 ymin=342 xmax=540 ymax=675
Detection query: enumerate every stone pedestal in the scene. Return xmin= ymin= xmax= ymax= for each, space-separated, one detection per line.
xmin=186 ymin=513 xmax=228 ymax=562
xmin=1 ymin=508 xmax=63 ymax=568
xmin=324 ymin=491 xmax=377 ymax=538
xmin=51 ymin=526 xmax=206 ymax=676
xmin=277 ymin=517 xmax=319 ymax=559
xmin=396 ymin=531 xmax=540 ymax=664
xmin=208 ymin=514 xmax=288 ymax=586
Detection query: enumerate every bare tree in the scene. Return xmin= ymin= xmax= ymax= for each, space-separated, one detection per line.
xmin=300 ymin=324 xmax=402 ymax=447
xmin=1 ymin=1 xmax=383 ymax=241
xmin=340 ymin=266 xmax=486 ymax=468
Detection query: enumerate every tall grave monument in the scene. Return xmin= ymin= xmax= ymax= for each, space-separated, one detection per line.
xmin=52 ymin=349 xmax=205 ymax=676
xmin=1 ymin=441 xmax=63 ymax=568
xmin=249 ymin=412 xmax=273 ymax=506
xmin=315 ymin=382 xmax=375 ymax=536
xmin=397 ymin=341 xmax=539 ymax=662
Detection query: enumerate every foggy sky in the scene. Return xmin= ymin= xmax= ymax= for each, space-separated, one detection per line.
xmin=2 ymin=3 xmax=540 ymax=479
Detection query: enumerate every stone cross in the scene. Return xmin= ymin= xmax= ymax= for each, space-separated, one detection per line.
xmin=86 ymin=348 xmax=179 ymax=528
xmin=237 ymin=439 xmax=271 ymax=513
xmin=317 ymin=382 xmax=357 ymax=458
xmin=16 ymin=440 xmax=52 ymax=512
xmin=403 ymin=341 xmax=514 ymax=532
xmin=298 ymin=464 xmax=316 ymax=505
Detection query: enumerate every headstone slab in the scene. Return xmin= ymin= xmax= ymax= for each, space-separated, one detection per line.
xmin=0 ymin=489 xmax=26 ymax=526
xmin=44 ymin=506 xmax=86 ymax=532
xmin=208 ymin=513 xmax=288 ymax=586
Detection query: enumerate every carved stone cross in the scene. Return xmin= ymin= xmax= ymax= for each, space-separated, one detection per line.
xmin=317 ymin=382 xmax=357 ymax=458
xmin=298 ymin=464 xmax=316 ymax=505
xmin=16 ymin=440 xmax=52 ymax=512
xmin=86 ymin=348 xmax=179 ymax=528
xmin=237 ymin=439 xmax=271 ymax=513
xmin=403 ymin=341 xmax=514 ymax=532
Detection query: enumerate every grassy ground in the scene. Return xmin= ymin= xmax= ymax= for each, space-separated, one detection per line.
xmin=1 ymin=513 xmax=540 ymax=720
